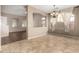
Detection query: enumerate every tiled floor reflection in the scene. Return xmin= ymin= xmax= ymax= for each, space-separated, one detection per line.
xmin=1 ymin=35 xmax=79 ymax=53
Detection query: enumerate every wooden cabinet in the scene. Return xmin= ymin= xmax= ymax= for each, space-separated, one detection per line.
xmin=1 ymin=31 xmax=26 ymax=45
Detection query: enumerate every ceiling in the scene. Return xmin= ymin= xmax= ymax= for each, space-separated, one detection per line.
xmin=32 ymin=5 xmax=76 ymax=13
xmin=1 ymin=5 xmax=26 ymax=16
xmin=1 ymin=5 xmax=76 ymax=16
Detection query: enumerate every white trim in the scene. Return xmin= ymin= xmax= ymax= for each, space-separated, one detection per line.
xmin=28 ymin=33 xmax=47 ymax=40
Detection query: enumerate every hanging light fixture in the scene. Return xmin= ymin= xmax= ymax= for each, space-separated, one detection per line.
xmin=50 ymin=5 xmax=59 ymax=18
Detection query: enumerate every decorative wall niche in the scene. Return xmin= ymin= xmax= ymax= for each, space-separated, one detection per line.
xmin=33 ymin=13 xmax=47 ymax=27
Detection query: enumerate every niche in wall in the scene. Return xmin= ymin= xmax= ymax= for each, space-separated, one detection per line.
xmin=33 ymin=13 xmax=47 ymax=27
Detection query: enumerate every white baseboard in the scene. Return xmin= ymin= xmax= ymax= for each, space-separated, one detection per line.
xmin=28 ymin=33 xmax=47 ymax=40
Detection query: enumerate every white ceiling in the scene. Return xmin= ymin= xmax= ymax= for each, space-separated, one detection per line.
xmin=1 ymin=5 xmax=76 ymax=16
xmin=32 ymin=5 xmax=76 ymax=13
xmin=1 ymin=5 xmax=26 ymax=16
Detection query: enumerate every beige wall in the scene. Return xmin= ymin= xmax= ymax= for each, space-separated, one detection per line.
xmin=73 ymin=7 xmax=79 ymax=35
xmin=1 ymin=5 xmax=27 ymax=33
xmin=1 ymin=13 xmax=26 ymax=33
xmin=26 ymin=6 xmax=48 ymax=39
xmin=0 ymin=5 xmax=1 ymax=50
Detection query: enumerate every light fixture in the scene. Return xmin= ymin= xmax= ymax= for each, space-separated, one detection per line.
xmin=12 ymin=20 xmax=17 ymax=28
xmin=50 ymin=5 xmax=59 ymax=18
xmin=41 ymin=17 xmax=46 ymax=20
xmin=22 ymin=24 xmax=25 ymax=27
xmin=12 ymin=23 xmax=16 ymax=27
xmin=22 ymin=21 xmax=26 ymax=27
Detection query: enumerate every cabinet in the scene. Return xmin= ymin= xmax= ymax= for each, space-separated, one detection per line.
xmin=1 ymin=31 xmax=26 ymax=45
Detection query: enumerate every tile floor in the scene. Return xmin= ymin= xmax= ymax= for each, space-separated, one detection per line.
xmin=1 ymin=35 xmax=79 ymax=53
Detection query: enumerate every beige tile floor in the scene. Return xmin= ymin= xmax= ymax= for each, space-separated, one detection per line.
xmin=1 ymin=35 xmax=79 ymax=53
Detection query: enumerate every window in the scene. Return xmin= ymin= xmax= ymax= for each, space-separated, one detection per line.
xmin=69 ymin=15 xmax=75 ymax=22
xmin=57 ymin=14 xmax=64 ymax=22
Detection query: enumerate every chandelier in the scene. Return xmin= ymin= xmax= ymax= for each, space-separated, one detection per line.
xmin=50 ymin=5 xmax=59 ymax=18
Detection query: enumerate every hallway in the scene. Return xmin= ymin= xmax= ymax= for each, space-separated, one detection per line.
xmin=1 ymin=35 xmax=79 ymax=53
